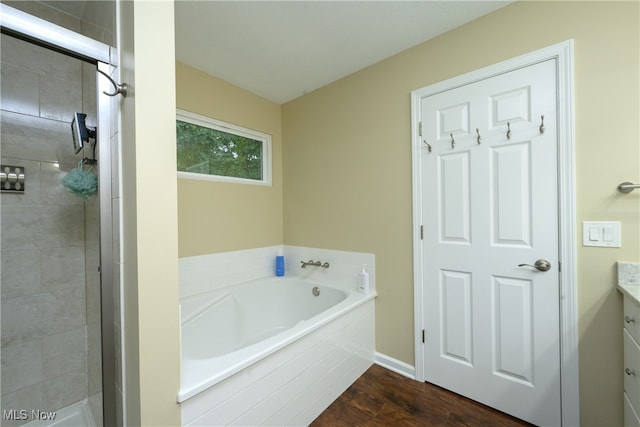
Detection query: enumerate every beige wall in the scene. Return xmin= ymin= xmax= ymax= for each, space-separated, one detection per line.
xmin=282 ymin=2 xmax=639 ymax=425
xmin=176 ymin=62 xmax=283 ymax=257
xmin=170 ymin=1 xmax=638 ymax=424
xmin=120 ymin=1 xmax=181 ymax=425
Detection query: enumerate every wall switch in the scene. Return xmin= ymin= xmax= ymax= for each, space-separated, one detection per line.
xmin=582 ymin=221 xmax=621 ymax=247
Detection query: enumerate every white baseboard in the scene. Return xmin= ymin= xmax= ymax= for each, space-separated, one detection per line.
xmin=374 ymin=352 xmax=416 ymax=380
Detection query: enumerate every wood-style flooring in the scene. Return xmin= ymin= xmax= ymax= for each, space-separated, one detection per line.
xmin=311 ymin=364 xmax=534 ymax=427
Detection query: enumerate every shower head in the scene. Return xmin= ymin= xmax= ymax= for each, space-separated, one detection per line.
xmin=71 ymin=112 xmax=96 ymax=154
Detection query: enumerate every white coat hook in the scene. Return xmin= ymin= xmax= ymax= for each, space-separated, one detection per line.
xmin=97 ymin=69 xmax=127 ymax=97
xmin=450 ymin=133 xmax=455 ymax=149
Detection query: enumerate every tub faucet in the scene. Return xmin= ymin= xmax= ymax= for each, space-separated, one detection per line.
xmin=300 ymin=260 xmax=330 ymax=269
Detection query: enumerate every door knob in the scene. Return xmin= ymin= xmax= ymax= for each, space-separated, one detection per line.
xmin=518 ymin=259 xmax=552 ymax=272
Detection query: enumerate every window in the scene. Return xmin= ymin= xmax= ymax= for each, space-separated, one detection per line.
xmin=176 ymin=110 xmax=271 ymax=185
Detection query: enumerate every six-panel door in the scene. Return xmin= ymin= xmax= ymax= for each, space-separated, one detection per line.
xmin=420 ymin=59 xmax=561 ymax=426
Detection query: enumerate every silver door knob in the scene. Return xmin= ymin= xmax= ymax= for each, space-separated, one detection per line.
xmin=518 ymin=259 xmax=552 ymax=272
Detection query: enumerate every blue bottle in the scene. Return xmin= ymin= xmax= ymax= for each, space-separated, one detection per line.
xmin=276 ymin=255 xmax=285 ymax=276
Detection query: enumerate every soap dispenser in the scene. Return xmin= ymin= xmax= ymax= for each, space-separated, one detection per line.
xmin=358 ymin=264 xmax=370 ymax=295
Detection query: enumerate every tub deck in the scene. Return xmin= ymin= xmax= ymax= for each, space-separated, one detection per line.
xmin=179 ymin=278 xmax=375 ymax=426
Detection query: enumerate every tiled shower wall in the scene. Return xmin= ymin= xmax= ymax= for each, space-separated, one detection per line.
xmin=0 ymin=3 xmax=117 ymax=426
xmin=0 ymin=34 xmax=94 ymax=423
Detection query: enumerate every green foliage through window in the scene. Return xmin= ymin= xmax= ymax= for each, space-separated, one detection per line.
xmin=176 ymin=116 xmax=266 ymax=182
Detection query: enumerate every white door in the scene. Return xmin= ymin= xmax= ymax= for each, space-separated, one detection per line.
xmin=420 ymin=59 xmax=560 ymax=426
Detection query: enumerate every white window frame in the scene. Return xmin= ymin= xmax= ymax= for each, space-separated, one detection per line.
xmin=176 ymin=109 xmax=272 ymax=186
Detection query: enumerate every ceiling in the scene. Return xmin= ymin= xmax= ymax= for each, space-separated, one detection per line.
xmin=40 ymin=0 xmax=513 ymax=104
xmin=174 ymin=1 xmax=513 ymax=104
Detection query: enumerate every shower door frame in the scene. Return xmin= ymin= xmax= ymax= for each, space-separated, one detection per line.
xmin=0 ymin=5 xmax=118 ymax=427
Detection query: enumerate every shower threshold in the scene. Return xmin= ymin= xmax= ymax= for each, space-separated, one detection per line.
xmin=22 ymin=399 xmax=97 ymax=427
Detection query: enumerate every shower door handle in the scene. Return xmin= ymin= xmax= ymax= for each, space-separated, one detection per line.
xmin=518 ymin=259 xmax=552 ymax=272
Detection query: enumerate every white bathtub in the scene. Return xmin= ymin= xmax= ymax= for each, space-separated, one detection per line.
xmin=178 ymin=276 xmax=375 ymax=406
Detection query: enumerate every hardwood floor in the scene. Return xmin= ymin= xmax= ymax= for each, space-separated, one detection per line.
xmin=311 ymin=364 xmax=534 ymax=427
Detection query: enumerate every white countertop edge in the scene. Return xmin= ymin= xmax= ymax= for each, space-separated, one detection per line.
xmin=618 ymin=283 xmax=640 ymax=305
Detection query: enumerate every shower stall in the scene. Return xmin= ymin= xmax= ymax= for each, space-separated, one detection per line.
xmin=1 ymin=2 xmax=119 ymax=426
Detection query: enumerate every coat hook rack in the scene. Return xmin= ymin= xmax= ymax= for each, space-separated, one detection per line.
xmin=618 ymin=182 xmax=640 ymax=193
xmin=97 ymin=69 xmax=127 ymax=98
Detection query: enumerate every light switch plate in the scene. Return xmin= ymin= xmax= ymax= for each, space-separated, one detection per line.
xmin=582 ymin=221 xmax=621 ymax=247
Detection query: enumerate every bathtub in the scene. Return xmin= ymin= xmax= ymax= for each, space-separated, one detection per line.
xmin=178 ymin=275 xmax=375 ymax=426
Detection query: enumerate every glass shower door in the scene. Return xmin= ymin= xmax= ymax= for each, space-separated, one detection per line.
xmin=0 ymin=5 xmax=117 ymax=425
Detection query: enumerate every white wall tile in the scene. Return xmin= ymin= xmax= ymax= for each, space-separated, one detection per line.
xmin=87 ymin=320 xmax=102 ymax=396
xmin=113 ymin=262 xmax=122 ymax=328
xmin=42 ymin=326 xmax=87 ymax=380
xmin=1 ymin=339 xmax=43 ymax=393
xmin=0 ymin=35 xmax=82 ymax=83
xmin=2 ymin=287 xmax=87 ymax=347
xmin=114 ymin=324 xmax=122 ymax=390
xmin=39 ymin=205 xmax=85 ymax=249
xmin=179 ymin=245 xmax=375 ymax=298
xmin=266 ymin=352 xmax=351 ymax=426
xmin=110 ymin=133 xmax=120 ymax=198
xmin=290 ymin=361 xmax=372 ymax=426
xmin=82 ymin=62 xmax=97 ymax=120
xmin=1 ymin=382 xmax=44 ymax=427
xmin=230 ymin=337 xmax=341 ymax=426
xmin=1 ymin=249 xmax=43 ymax=299
xmin=1 ymin=293 xmax=54 ymax=346
xmin=112 ymin=197 xmax=120 ymax=262
xmin=115 ymin=386 xmax=123 ymax=427
xmin=0 ymin=63 xmax=40 ymax=116
xmin=0 ymin=111 xmax=76 ymax=166
xmin=181 ymin=300 xmax=345 ymax=422
xmin=41 ymin=161 xmax=84 ymax=206
xmin=40 ymin=247 xmax=86 ymax=290
xmin=41 ymin=369 xmax=87 ymax=411
xmin=0 ymin=205 xmax=43 ymax=251
xmin=182 ymin=300 xmax=374 ymax=426
xmin=1 ymin=10 xmax=108 ymax=418
xmin=88 ymin=392 xmax=104 ymax=427
xmin=39 ymin=75 xmax=82 ymax=122
xmin=46 ymin=287 xmax=87 ymax=335
xmin=179 ymin=246 xmax=283 ymax=298
xmin=284 ymin=245 xmax=375 ymax=294
xmin=81 ymin=0 xmax=115 ymax=44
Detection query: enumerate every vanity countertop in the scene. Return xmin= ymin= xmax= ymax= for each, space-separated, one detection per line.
xmin=617 ymin=261 xmax=640 ymax=305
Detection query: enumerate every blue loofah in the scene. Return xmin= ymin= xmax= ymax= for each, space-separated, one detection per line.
xmin=61 ymin=167 xmax=98 ymax=199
